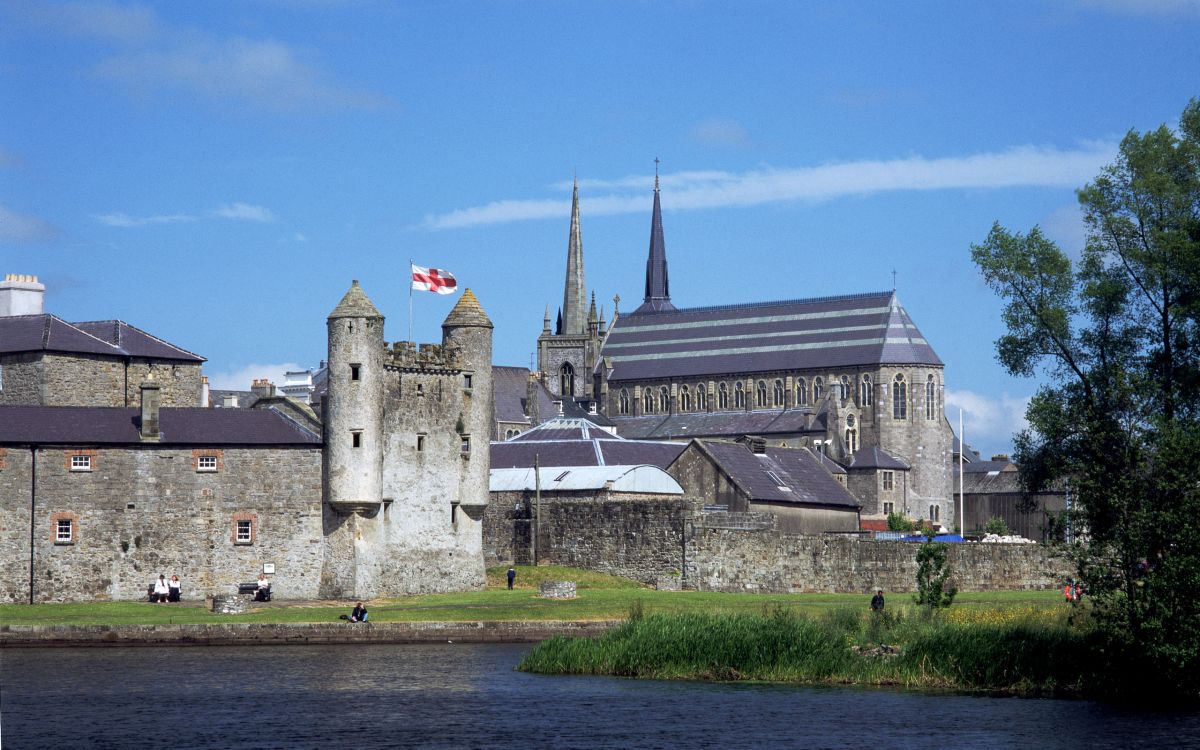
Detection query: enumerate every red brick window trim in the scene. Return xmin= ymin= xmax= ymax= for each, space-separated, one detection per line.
xmin=0 ymin=447 xmax=7 ymax=471
xmin=232 ymin=512 xmax=258 ymax=545
xmin=66 ymin=449 xmax=97 ymax=472
xmin=193 ymin=449 xmax=225 ymax=472
xmin=52 ymin=511 xmax=79 ymax=545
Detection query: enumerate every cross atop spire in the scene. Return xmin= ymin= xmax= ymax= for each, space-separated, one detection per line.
xmin=654 ymin=157 xmax=660 ymax=192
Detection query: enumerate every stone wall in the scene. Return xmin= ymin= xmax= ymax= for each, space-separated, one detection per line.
xmin=0 ymin=353 xmax=202 ymax=407
xmin=684 ymin=517 xmax=1067 ymax=593
xmin=0 ymin=445 xmax=323 ymax=603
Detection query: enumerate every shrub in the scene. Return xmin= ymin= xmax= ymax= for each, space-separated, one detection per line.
xmin=887 ymin=513 xmax=917 ymax=532
xmin=913 ymin=540 xmax=957 ymax=609
xmin=984 ymin=516 xmax=1011 ymax=536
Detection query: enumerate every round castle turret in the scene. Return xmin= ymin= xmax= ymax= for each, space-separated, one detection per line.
xmin=442 ymin=289 xmax=494 ymax=509
xmin=325 ymin=280 xmax=385 ymax=513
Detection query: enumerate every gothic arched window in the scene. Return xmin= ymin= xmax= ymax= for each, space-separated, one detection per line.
xmin=696 ymin=384 xmax=708 ymax=411
xmin=618 ymin=389 xmax=630 ymax=415
xmin=860 ymin=374 xmax=873 ymax=406
xmin=755 ymin=380 xmax=768 ymax=408
xmin=773 ymin=379 xmax=785 ymax=407
xmin=659 ymin=385 xmax=670 ymax=413
xmin=735 ymin=382 xmax=746 ymax=408
xmin=679 ymin=384 xmax=692 ymax=412
xmin=559 ymin=362 xmax=575 ymax=397
xmin=813 ymin=377 xmax=824 ymax=401
xmin=926 ymin=375 xmax=937 ymax=420
xmin=893 ymin=373 xmax=907 ymax=420
xmin=845 ymin=414 xmax=858 ymax=453
xmin=643 ymin=388 xmax=655 ymax=414
xmin=718 ymin=382 xmax=729 ymax=409
xmin=839 ymin=375 xmax=850 ymax=401
xmin=796 ymin=378 xmax=808 ymax=406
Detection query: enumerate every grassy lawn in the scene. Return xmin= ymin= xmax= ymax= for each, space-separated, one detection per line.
xmin=0 ymin=566 xmax=1064 ymax=627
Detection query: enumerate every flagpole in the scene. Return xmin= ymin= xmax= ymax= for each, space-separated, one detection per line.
xmin=408 ymin=258 xmax=414 ymax=345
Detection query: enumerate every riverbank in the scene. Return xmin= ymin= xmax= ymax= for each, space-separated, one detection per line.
xmin=0 ymin=619 xmax=621 ymax=647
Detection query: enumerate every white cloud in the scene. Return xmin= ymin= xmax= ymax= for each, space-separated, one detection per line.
xmin=944 ymin=389 xmax=1032 ymax=456
xmin=424 ymin=143 xmax=1118 ymax=230
xmin=207 ymin=362 xmax=304 ymax=392
xmin=214 ymin=203 xmax=275 ymax=222
xmin=9 ymin=1 xmax=391 ymax=111
xmin=93 ymin=212 xmax=196 ymax=227
xmin=0 ymin=203 xmax=59 ymax=243
xmin=1040 ymin=203 xmax=1088 ymax=259
xmin=689 ymin=118 xmax=750 ymax=147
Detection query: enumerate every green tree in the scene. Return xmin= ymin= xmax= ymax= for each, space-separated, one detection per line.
xmin=912 ymin=540 xmax=957 ymax=609
xmin=984 ymin=516 xmax=1010 ymax=536
xmin=971 ymin=98 xmax=1200 ymax=699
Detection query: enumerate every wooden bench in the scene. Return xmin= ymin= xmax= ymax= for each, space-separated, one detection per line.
xmin=237 ymin=582 xmax=271 ymax=601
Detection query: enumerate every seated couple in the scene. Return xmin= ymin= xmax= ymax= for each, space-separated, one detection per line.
xmin=339 ymin=602 xmax=368 ymax=623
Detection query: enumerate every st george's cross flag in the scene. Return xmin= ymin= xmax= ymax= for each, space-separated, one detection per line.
xmin=411 ymin=264 xmax=457 ymax=295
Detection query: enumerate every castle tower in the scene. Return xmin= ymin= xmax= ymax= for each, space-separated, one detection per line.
xmin=634 ymin=168 xmax=676 ymax=314
xmin=443 ymin=289 xmax=494 ymax=477
xmin=324 ymin=280 xmax=384 ymax=512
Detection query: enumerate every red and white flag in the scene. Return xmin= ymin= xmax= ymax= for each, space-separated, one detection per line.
xmin=411 ymin=264 xmax=457 ymax=295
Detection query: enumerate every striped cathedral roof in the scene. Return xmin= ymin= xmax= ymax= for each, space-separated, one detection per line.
xmin=603 ymin=290 xmax=940 ymax=382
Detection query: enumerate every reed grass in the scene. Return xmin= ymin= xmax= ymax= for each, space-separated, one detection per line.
xmin=519 ymin=606 xmax=1087 ymax=695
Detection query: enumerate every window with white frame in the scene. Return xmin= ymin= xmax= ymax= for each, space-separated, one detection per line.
xmin=70 ymin=454 xmax=92 ymax=472
xmin=56 ymin=518 xmax=73 ymax=543
xmin=235 ymin=519 xmax=252 ymax=544
xmin=197 ymin=455 xmax=218 ymax=472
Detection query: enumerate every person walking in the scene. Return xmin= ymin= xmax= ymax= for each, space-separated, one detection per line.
xmin=870 ymin=588 xmax=885 ymax=612
xmin=506 ymin=567 xmax=516 ymax=590
xmin=168 ymin=574 xmax=182 ymax=603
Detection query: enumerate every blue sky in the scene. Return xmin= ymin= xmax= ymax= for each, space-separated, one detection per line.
xmin=3 ymin=1 xmax=1198 ymax=457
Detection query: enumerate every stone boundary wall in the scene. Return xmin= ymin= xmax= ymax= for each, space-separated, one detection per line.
xmin=0 ymin=620 xmax=620 ymax=647
xmin=686 ymin=524 xmax=1070 ymax=593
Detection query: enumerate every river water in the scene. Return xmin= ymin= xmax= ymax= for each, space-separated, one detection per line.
xmin=2 ymin=644 xmax=1197 ymax=749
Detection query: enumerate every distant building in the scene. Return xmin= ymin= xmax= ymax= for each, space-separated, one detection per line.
xmin=534 ymin=177 xmax=954 ymax=526
xmin=0 ymin=274 xmax=205 ymax=408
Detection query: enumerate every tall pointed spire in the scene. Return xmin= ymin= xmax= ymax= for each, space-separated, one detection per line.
xmin=636 ymin=159 xmax=675 ymax=314
xmin=561 ymin=175 xmax=588 ymax=335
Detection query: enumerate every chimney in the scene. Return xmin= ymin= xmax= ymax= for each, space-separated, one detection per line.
xmin=251 ymin=378 xmax=275 ymax=398
xmin=0 ymin=274 xmax=45 ymax=317
xmin=525 ymin=372 xmax=541 ymax=424
xmin=200 ymin=375 xmax=210 ymax=407
xmin=139 ymin=377 xmax=162 ymax=442
xmin=991 ymin=453 xmax=1011 ymax=462
xmin=553 ymin=400 xmax=564 ymax=416
xmin=222 ymin=393 xmax=240 ymax=408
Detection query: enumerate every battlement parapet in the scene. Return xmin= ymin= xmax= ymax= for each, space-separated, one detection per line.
xmin=385 ymin=340 xmax=465 ymax=373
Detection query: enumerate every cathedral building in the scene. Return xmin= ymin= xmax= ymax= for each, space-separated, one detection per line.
xmin=536 ymin=176 xmax=955 ymax=527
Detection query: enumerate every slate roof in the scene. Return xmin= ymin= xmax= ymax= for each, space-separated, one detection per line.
xmin=444 ymin=289 xmax=492 ymax=328
xmin=0 ymin=406 xmax=321 ymax=445
xmin=490 ymin=417 xmax=686 ymax=469
xmin=695 ymin=441 xmax=860 ymax=509
xmin=492 ymin=366 xmax=556 ymax=424
xmin=0 ymin=314 xmax=203 ymax=361
xmin=609 ymin=409 xmax=826 ymax=440
xmin=490 ymin=465 xmax=684 ymax=494
xmin=843 ymin=447 xmax=911 ymax=471
xmin=604 ymin=290 xmax=940 ymax=382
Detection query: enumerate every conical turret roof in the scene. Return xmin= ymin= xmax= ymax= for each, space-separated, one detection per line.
xmin=442 ymin=288 xmax=493 ymax=328
xmin=328 ymin=280 xmax=383 ymax=320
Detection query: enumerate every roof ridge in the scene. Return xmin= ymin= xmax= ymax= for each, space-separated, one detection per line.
xmin=622 ymin=290 xmax=894 ymax=317
xmin=75 ymin=319 xmax=205 ymax=361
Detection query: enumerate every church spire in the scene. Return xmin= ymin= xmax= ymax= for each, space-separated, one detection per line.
xmin=561 ymin=174 xmax=587 ymax=335
xmin=636 ymin=159 xmax=675 ymax=314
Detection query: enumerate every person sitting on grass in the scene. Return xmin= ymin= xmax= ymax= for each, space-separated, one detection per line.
xmin=340 ymin=602 xmax=368 ymax=622
xmin=870 ymin=588 xmax=885 ymax=612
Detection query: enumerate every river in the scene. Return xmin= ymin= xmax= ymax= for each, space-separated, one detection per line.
xmin=2 ymin=644 xmax=1197 ymax=749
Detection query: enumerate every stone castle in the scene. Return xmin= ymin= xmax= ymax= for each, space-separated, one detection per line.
xmin=0 ymin=275 xmax=492 ymax=602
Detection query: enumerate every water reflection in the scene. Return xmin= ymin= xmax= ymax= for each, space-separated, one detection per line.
xmin=2 ymin=644 xmax=1197 ymax=750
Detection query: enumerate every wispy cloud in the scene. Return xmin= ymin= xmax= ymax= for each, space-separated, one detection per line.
xmin=689 ymin=118 xmax=750 ymax=147
xmin=10 ymin=1 xmax=391 ymax=111
xmin=944 ymin=389 xmax=1032 ymax=455
xmin=0 ymin=203 xmax=59 ymax=243
xmin=425 ymin=143 xmax=1118 ymax=230
xmin=214 ymin=202 xmax=275 ymax=222
xmin=207 ymin=362 xmax=304 ymax=392
xmin=94 ymin=212 xmax=196 ymax=227
xmin=95 ymin=202 xmax=277 ymax=227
